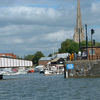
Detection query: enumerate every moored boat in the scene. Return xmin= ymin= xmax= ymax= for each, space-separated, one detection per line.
xmin=27 ymin=69 xmax=34 ymax=73
xmin=44 ymin=70 xmax=53 ymax=76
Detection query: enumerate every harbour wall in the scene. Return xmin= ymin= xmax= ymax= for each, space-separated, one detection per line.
xmin=66 ymin=60 xmax=100 ymax=77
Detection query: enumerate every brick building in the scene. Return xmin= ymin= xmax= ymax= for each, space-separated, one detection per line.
xmin=82 ymin=47 xmax=100 ymax=60
xmin=0 ymin=53 xmax=16 ymax=58
xmin=39 ymin=57 xmax=52 ymax=66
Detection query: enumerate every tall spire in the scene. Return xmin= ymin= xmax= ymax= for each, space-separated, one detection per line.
xmin=73 ymin=0 xmax=85 ymax=43
xmin=77 ymin=0 xmax=82 ymax=28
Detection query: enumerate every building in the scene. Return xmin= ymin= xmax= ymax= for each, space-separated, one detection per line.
xmin=51 ymin=58 xmax=65 ymax=67
xmin=52 ymin=53 xmax=69 ymax=60
xmin=73 ymin=0 xmax=85 ymax=43
xmin=0 ymin=53 xmax=16 ymax=58
xmin=39 ymin=56 xmax=66 ymax=74
xmin=50 ymin=58 xmax=65 ymax=74
xmin=82 ymin=47 xmax=100 ymax=60
xmin=39 ymin=53 xmax=70 ymax=66
xmin=39 ymin=57 xmax=52 ymax=66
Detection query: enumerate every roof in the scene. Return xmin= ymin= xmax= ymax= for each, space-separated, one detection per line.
xmin=52 ymin=53 xmax=69 ymax=59
xmin=0 ymin=53 xmax=16 ymax=58
xmin=39 ymin=57 xmax=52 ymax=61
xmin=51 ymin=58 xmax=60 ymax=62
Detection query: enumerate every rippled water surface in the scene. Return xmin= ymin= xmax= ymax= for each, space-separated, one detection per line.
xmin=0 ymin=73 xmax=100 ymax=100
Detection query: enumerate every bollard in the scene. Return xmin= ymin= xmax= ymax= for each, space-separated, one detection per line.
xmin=0 ymin=75 xmax=3 ymax=80
xmin=66 ymin=71 xmax=68 ymax=78
xmin=64 ymin=65 xmax=66 ymax=78
xmin=64 ymin=64 xmax=69 ymax=78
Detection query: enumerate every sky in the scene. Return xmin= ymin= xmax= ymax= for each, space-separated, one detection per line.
xmin=0 ymin=0 xmax=100 ymax=57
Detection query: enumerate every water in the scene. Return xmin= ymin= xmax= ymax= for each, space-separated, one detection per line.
xmin=0 ymin=73 xmax=100 ymax=100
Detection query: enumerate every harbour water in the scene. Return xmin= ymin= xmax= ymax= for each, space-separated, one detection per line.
xmin=0 ymin=73 xmax=100 ymax=100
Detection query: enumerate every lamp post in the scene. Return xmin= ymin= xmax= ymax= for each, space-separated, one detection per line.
xmin=91 ymin=29 xmax=95 ymax=60
xmin=85 ymin=24 xmax=88 ymax=59
xmin=79 ymin=28 xmax=81 ymax=51
xmin=93 ymin=40 xmax=95 ymax=46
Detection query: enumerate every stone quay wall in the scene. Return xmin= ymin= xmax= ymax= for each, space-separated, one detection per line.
xmin=66 ymin=60 xmax=100 ymax=77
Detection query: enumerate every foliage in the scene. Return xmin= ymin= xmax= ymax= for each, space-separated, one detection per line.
xmin=32 ymin=51 xmax=45 ymax=65
xmin=58 ymin=39 xmax=100 ymax=54
xmin=93 ymin=41 xmax=100 ymax=46
xmin=16 ymin=55 xmax=23 ymax=59
xmin=81 ymin=41 xmax=100 ymax=47
xmin=58 ymin=39 xmax=79 ymax=53
xmin=24 ymin=55 xmax=34 ymax=61
xmin=48 ymin=54 xmax=52 ymax=57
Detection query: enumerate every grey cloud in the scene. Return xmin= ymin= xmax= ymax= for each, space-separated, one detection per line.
xmin=0 ymin=0 xmax=99 ymax=56
xmin=0 ymin=6 xmax=75 ymax=27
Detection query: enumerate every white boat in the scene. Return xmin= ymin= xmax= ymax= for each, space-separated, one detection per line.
xmin=44 ymin=70 xmax=53 ymax=76
xmin=14 ymin=67 xmax=27 ymax=75
xmin=3 ymin=67 xmax=27 ymax=75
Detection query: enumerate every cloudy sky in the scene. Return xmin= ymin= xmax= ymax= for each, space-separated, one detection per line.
xmin=0 ymin=0 xmax=99 ymax=57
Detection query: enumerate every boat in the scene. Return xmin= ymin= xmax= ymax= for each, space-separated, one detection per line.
xmin=40 ymin=70 xmax=44 ymax=74
xmin=3 ymin=67 xmax=27 ymax=75
xmin=34 ymin=65 xmax=44 ymax=72
xmin=27 ymin=69 xmax=34 ymax=73
xmin=44 ymin=70 xmax=53 ymax=76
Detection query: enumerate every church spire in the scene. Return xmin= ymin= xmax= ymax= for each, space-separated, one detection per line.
xmin=77 ymin=0 xmax=82 ymax=28
xmin=73 ymin=0 xmax=85 ymax=43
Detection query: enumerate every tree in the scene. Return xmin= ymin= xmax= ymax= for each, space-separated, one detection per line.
xmin=32 ymin=51 xmax=45 ymax=65
xmin=59 ymin=39 xmax=100 ymax=54
xmin=48 ymin=54 xmax=52 ymax=57
xmin=59 ymin=39 xmax=79 ymax=53
xmin=24 ymin=55 xmax=34 ymax=61
xmin=81 ymin=41 xmax=100 ymax=47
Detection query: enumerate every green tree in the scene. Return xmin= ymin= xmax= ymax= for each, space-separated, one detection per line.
xmin=32 ymin=51 xmax=45 ymax=65
xmin=80 ymin=41 xmax=86 ymax=47
xmin=94 ymin=41 xmax=100 ymax=46
xmin=81 ymin=41 xmax=100 ymax=47
xmin=24 ymin=55 xmax=34 ymax=61
xmin=59 ymin=39 xmax=100 ymax=54
xmin=48 ymin=54 xmax=52 ymax=57
xmin=59 ymin=39 xmax=79 ymax=53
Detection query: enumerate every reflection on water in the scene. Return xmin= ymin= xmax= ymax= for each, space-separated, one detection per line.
xmin=0 ymin=73 xmax=100 ymax=100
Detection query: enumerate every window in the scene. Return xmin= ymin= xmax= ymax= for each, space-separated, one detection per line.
xmin=89 ymin=49 xmax=95 ymax=55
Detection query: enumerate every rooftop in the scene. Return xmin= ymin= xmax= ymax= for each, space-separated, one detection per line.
xmin=39 ymin=57 xmax=52 ymax=61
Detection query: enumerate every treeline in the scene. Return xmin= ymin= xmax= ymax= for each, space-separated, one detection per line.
xmin=24 ymin=39 xmax=100 ymax=65
xmin=24 ymin=51 xmax=44 ymax=66
xmin=59 ymin=39 xmax=100 ymax=54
